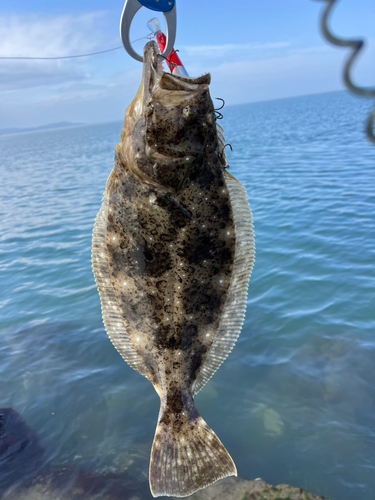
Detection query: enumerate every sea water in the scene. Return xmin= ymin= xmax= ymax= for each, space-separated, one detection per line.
xmin=0 ymin=90 xmax=374 ymax=499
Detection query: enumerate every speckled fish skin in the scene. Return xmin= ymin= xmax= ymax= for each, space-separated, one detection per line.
xmin=92 ymin=41 xmax=255 ymax=498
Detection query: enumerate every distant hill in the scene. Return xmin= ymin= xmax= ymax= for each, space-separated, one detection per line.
xmin=0 ymin=122 xmax=85 ymax=137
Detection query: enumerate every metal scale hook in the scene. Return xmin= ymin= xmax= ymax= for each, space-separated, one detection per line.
xmin=120 ymin=0 xmax=177 ymax=62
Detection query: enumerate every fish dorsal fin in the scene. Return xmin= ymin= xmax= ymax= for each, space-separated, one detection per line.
xmin=91 ymin=193 xmax=147 ymax=377
xmin=216 ymin=123 xmax=225 ymax=145
xmin=192 ymin=171 xmax=255 ymax=395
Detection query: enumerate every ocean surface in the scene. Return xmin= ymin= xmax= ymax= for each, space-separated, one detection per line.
xmin=0 ymin=90 xmax=374 ymax=500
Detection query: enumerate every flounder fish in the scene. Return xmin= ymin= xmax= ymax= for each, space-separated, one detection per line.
xmin=92 ymin=41 xmax=255 ymax=498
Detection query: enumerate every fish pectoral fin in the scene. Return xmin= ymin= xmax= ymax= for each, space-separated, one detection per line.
xmin=115 ymin=145 xmax=169 ymax=193
xmin=149 ymin=408 xmax=236 ymax=497
xmin=222 ymin=170 xmax=239 ymax=182
xmin=164 ymin=194 xmax=192 ymax=219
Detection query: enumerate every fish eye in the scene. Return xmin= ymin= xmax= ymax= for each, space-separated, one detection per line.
xmin=183 ymin=105 xmax=190 ymax=118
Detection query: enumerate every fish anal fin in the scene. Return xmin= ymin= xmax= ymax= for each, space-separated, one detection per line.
xmin=192 ymin=171 xmax=255 ymax=395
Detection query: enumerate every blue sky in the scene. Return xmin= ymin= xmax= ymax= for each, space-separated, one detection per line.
xmin=0 ymin=0 xmax=374 ymax=128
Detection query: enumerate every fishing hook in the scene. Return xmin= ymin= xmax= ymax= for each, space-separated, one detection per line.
xmin=314 ymin=0 xmax=375 ymax=144
xmin=214 ymin=98 xmax=225 ymax=111
xmin=220 ymin=144 xmax=233 ymax=169
xmin=158 ymin=52 xmax=177 ymax=70
xmin=167 ymin=49 xmax=179 ymax=70
xmin=158 ymin=49 xmax=180 ymax=71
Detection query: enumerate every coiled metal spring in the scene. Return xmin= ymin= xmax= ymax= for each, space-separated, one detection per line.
xmin=315 ymin=0 xmax=375 ymax=144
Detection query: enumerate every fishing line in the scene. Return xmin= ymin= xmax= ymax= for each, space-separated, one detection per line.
xmin=0 ymin=33 xmax=153 ymax=60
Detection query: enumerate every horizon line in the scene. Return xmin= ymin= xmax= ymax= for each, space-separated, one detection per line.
xmin=0 ymin=88 xmax=347 ymax=137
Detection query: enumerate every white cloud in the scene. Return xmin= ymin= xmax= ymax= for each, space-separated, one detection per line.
xmin=0 ymin=65 xmax=142 ymax=128
xmin=0 ymin=13 xmax=106 ymax=58
xmin=0 ymin=62 xmax=88 ymax=92
xmin=182 ymin=41 xmax=291 ymax=58
xmin=0 ymin=11 xmax=372 ymax=130
xmin=189 ymin=46 xmax=346 ymax=105
xmin=0 ymin=13 xmax=110 ymax=91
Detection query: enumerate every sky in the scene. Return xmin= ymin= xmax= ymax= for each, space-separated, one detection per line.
xmin=0 ymin=0 xmax=374 ymax=128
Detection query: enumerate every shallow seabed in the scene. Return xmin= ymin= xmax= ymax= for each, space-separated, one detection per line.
xmin=0 ymin=90 xmax=374 ymax=500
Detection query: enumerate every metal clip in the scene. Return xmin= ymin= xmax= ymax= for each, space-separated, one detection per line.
xmin=315 ymin=0 xmax=375 ymax=144
xmin=120 ymin=0 xmax=177 ymax=62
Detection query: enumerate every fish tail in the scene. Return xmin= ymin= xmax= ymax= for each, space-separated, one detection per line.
xmin=149 ymin=402 xmax=236 ymax=497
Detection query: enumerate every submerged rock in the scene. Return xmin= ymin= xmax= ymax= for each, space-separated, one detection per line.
xmin=0 ymin=408 xmax=44 ymax=490
xmin=188 ymin=477 xmax=330 ymax=500
xmin=1 ymin=467 xmax=149 ymax=500
xmin=252 ymin=404 xmax=285 ymax=437
xmin=1 ymin=472 xmax=331 ymax=500
xmin=0 ymin=409 xmax=330 ymax=500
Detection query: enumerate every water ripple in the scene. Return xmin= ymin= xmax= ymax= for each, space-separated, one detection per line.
xmin=1 ymin=94 xmax=375 ymax=499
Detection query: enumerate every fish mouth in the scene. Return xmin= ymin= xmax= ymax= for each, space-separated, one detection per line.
xmin=142 ymin=40 xmax=211 ymax=99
